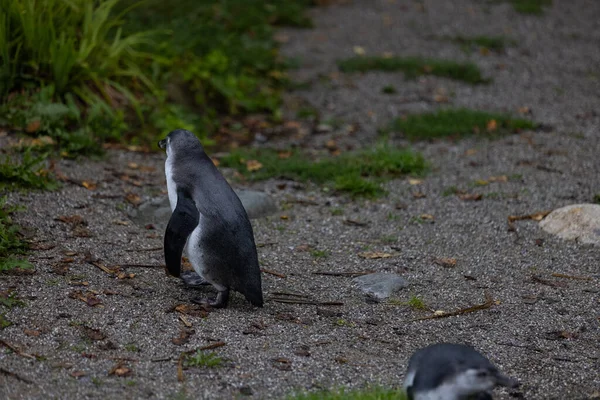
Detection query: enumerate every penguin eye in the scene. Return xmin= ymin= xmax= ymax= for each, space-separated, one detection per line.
xmin=476 ymin=370 xmax=489 ymax=378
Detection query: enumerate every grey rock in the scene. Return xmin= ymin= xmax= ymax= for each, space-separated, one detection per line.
xmin=539 ymin=204 xmax=600 ymax=245
xmin=352 ymin=272 xmax=408 ymax=301
xmin=129 ymin=189 xmax=277 ymax=231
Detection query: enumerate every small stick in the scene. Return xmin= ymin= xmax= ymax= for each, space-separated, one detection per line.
xmin=313 ymin=271 xmax=373 ymax=277
xmin=199 ymin=341 xmax=226 ymax=351
xmin=551 ymin=273 xmax=592 ymax=281
xmin=0 ymin=339 xmax=37 ymax=360
xmin=260 ymin=268 xmax=286 ymax=278
xmin=178 ymin=314 xmax=192 ymax=328
xmin=271 ymin=291 xmax=309 ymax=298
xmin=412 ymin=293 xmax=494 ymax=321
xmin=0 ymin=367 xmax=32 ymax=384
xmin=120 ymin=264 xmax=164 ymax=269
xmin=125 ymin=247 xmax=163 ymax=252
xmin=177 ymin=353 xmax=185 ymax=382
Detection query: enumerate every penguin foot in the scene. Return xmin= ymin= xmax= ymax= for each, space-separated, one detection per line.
xmin=192 ymin=288 xmax=229 ymax=309
xmin=180 ymin=271 xmax=210 ymax=287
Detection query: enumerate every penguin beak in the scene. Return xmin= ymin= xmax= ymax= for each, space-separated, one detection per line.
xmin=495 ymin=373 xmax=519 ymax=388
xmin=158 ymin=139 xmax=167 ymax=150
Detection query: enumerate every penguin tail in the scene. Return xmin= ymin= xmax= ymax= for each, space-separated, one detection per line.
xmin=243 ymin=286 xmax=264 ymax=307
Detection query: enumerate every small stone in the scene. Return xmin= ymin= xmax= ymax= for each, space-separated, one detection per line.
xmin=352 ymin=273 xmax=408 ymax=301
xmin=539 ymin=204 xmax=600 ymax=245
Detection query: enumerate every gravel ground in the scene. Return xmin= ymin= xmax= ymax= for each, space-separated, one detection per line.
xmin=2 ymin=1 xmax=600 ymax=399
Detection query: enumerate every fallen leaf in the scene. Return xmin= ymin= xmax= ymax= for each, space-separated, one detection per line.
xmin=358 ymin=252 xmax=393 ymax=259
xmin=458 ymin=193 xmax=482 ymax=201
xmin=172 ymin=328 xmax=195 ymax=346
xmin=174 ymin=304 xmax=209 ymax=318
xmin=23 ymin=329 xmax=41 ymax=337
xmin=112 ymin=220 xmax=130 ymax=226
xmin=278 ymin=151 xmax=292 ymax=159
xmin=420 ymin=214 xmax=434 ymax=221
xmin=382 ymin=51 xmax=394 ymax=58
xmin=433 ymin=257 xmax=457 ymax=268
xmin=488 ymin=175 xmax=508 ymax=183
xmin=127 ymin=162 xmax=139 ymax=169
xmin=55 ymin=215 xmax=86 ymax=226
xmin=280 ymin=215 xmax=289 ymax=220
xmin=412 ymin=191 xmax=426 ymax=199
xmin=246 ymin=160 xmax=263 ymax=172
xmin=125 ymin=192 xmax=142 ymax=206
xmin=408 ymin=178 xmax=423 ymax=185
xmin=508 ymin=211 xmax=551 ymax=223
xmin=109 ymin=363 xmax=132 ymax=377
xmin=353 ymin=46 xmax=366 ymax=55
xmin=25 ymin=120 xmax=41 ymax=133
xmin=486 ymin=119 xmax=498 ymax=132
xmin=464 ymin=149 xmax=478 ymax=156
xmin=70 ymin=370 xmax=86 ymax=379
xmin=82 ymin=327 xmax=106 ymax=341
xmin=81 ymin=181 xmax=97 ymax=190
xmin=517 ymin=106 xmax=531 ymax=115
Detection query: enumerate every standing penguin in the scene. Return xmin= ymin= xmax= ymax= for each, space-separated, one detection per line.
xmin=403 ymin=343 xmax=518 ymax=400
xmin=158 ymin=129 xmax=263 ymax=308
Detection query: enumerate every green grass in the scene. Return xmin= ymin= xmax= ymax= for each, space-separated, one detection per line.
xmin=288 ymin=387 xmax=407 ymax=400
xmin=406 ymin=295 xmax=427 ymax=310
xmin=311 ymin=250 xmax=329 ymax=258
xmin=1 ymin=0 xmax=314 ymax=158
xmin=219 ymin=146 xmax=427 ymax=198
xmin=0 ymin=197 xmax=34 ymax=272
xmin=184 ymin=351 xmax=223 ymax=368
xmin=593 ymin=194 xmax=600 ymax=204
xmin=510 ymin=0 xmax=552 ymax=14
xmin=0 ymin=313 xmax=11 ymax=330
xmin=337 ymin=56 xmax=488 ymax=84
xmin=450 ymin=35 xmax=513 ymax=52
xmin=0 ymin=150 xmax=59 ymax=191
xmin=389 ymin=108 xmax=536 ymax=140
xmin=0 ymin=290 xmax=25 ymax=309
xmin=381 ymin=85 xmax=397 ymax=94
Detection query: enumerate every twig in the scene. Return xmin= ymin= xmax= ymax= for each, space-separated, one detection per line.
xmin=120 ymin=264 xmax=164 ymax=269
xmin=412 ymin=293 xmax=494 ymax=321
xmin=125 ymin=247 xmax=163 ymax=252
xmin=271 ymin=291 xmax=309 ymax=298
xmin=312 ymin=271 xmax=373 ymax=277
xmin=551 ymin=273 xmax=592 ymax=281
xmin=108 ymin=356 xmax=138 ymax=362
xmin=177 ymin=353 xmax=185 ymax=382
xmin=269 ymin=297 xmax=343 ymax=306
xmin=199 ymin=341 xmax=226 ymax=351
xmin=87 ymin=260 xmax=114 ymax=274
xmin=178 ymin=314 xmax=192 ymax=328
xmin=531 ymin=275 xmax=568 ymax=288
xmin=0 ymin=367 xmax=32 ymax=384
xmin=0 ymin=339 xmax=37 ymax=360
xmin=151 ymin=356 xmax=171 ymax=362
xmin=260 ymin=268 xmax=286 ymax=278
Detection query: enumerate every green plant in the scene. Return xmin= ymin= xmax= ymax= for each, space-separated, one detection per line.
xmin=0 ymin=290 xmax=25 ymax=309
xmin=330 ymin=208 xmax=344 ymax=216
xmin=337 ymin=56 xmax=488 ymax=84
xmin=124 ymin=344 xmax=139 ymax=352
xmin=389 ymin=108 xmax=536 ymax=140
xmin=510 ymin=0 xmax=552 ymax=14
xmin=450 ymin=35 xmax=513 ymax=52
xmin=311 ymin=250 xmax=329 ymax=258
xmin=593 ymin=194 xmax=600 ymax=204
xmin=0 ymin=149 xmax=59 ymax=191
xmin=184 ymin=351 xmax=223 ymax=368
xmin=442 ymin=186 xmax=460 ymax=197
xmin=0 ymin=197 xmax=34 ymax=272
xmin=288 ymin=387 xmax=407 ymax=400
xmin=381 ymin=85 xmax=397 ymax=94
xmin=406 ymin=295 xmax=427 ymax=310
xmin=219 ymin=145 xmax=427 ymax=198
xmin=0 ymin=313 xmax=11 ymax=329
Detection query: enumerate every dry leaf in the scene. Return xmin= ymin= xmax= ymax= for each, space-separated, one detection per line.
xmin=278 ymin=151 xmax=292 ymax=159
xmin=412 ymin=191 xmax=426 ymax=199
xmin=127 ymin=162 xmax=139 ymax=169
xmin=486 ymin=119 xmax=498 ymax=132
xmin=81 ymin=181 xmax=97 ymax=190
xmin=458 ymin=193 xmax=482 ymax=201
xmin=358 ymin=252 xmax=393 ymax=259
xmin=172 ymin=328 xmax=195 ymax=346
xmin=353 ymin=46 xmax=366 ymax=55
xmin=55 ymin=215 xmax=86 ymax=226
xmin=246 ymin=160 xmax=263 ymax=172
xmin=408 ymin=178 xmax=423 ymax=185
xmin=382 ymin=51 xmax=394 ymax=58
xmin=420 ymin=214 xmax=434 ymax=220
xmin=280 ymin=215 xmax=289 ymax=220
xmin=210 ymin=157 xmax=220 ymax=167
xmin=109 ymin=363 xmax=132 ymax=377
xmin=82 ymin=327 xmax=106 ymax=341
xmin=125 ymin=192 xmax=142 ymax=206
xmin=70 ymin=371 xmax=86 ymax=379
xmin=23 ymin=328 xmax=41 ymax=337
xmin=464 ymin=149 xmax=477 ymax=156
xmin=112 ymin=220 xmax=130 ymax=226
xmin=517 ymin=106 xmax=531 ymax=115
xmin=174 ymin=304 xmax=209 ymax=318
xmin=488 ymin=175 xmax=508 ymax=183
xmin=433 ymin=257 xmax=457 ymax=268
xmin=25 ymin=120 xmax=41 ymax=133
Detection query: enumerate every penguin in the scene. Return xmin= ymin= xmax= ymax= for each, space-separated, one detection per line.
xmin=158 ymin=129 xmax=263 ymax=308
xmin=403 ymin=343 xmax=519 ymax=400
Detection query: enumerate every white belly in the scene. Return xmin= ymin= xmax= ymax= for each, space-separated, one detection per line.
xmin=186 ymin=221 xmax=226 ymax=291
xmin=165 ymin=157 xmax=178 ymax=212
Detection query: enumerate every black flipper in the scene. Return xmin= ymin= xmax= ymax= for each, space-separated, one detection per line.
xmin=164 ymin=189 xmax=199 ymax=278
xmin=191 ymin=288 xmax=230 ymax=309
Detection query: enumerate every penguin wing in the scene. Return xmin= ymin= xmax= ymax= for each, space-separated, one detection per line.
xmin=164 ymin=189 xmax=199 ymax=277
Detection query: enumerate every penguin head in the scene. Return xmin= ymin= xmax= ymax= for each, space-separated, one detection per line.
xmin=448 ymin=366 xmax=518 ymax=398
xmin=158 ymin=129 xmax=204 ymax=158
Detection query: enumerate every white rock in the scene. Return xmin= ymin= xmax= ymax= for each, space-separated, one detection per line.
xmin=539 ymin=203 xmax=600 ymax=245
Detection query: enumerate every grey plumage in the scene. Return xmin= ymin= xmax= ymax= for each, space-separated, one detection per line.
xmin=404 ymin=343 xmax=518 ymax=400
xmin=158 ymin=129 xmax=263 ymax=308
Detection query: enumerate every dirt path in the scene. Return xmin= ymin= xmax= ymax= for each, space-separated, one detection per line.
xmin=2 ymin=1 xmax=600 ymax=399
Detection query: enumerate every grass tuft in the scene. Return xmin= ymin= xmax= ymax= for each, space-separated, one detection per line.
xmin=450 ymin=35 xmax=514 ymax=52
xmin=0 ymin=197 xmax=34 ymax=272
xmin=288 ymin=387 xmax=407 ymax=400
xmin=184 ymin=351 xmax=223 ymax=368
xmin=389 ymin=108 xmax=536 ymax=140
xmin=219 ymin=146 xmax=427 ymax=198
xmin=510 ymin=0 xmax=552 ymax=14
xmin=337 ymin=56 xmax=488 ymax=84
xmin=0 ymin=150 xmax=59 ymax=191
